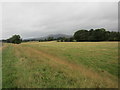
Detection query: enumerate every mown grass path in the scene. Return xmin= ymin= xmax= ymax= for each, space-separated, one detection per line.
xmin=2 ymin=42 xmax=118 ymax=88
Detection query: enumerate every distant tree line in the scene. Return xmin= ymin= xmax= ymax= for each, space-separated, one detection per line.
xmin=41 ymin=28 xmax=119 ymax=42
xmin=38 ymin=37 xmax=56 ymax=42
xmin=3 ymin=28 xmax=120 ymax=44
xmin=56 ymin=37 xmax=75 ymax=42
xmin=74 ymin=28 xmax=120 ymax=42
xmin=38 ymin=37 xmax=75 ymax=42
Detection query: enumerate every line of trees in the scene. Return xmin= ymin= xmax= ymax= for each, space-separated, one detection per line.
xmin=50 ymin=28 xmax=120 ymax=42
xmin=39 ymin=37 xmax=57 ymax=42
xmin=56 ymin=37 xmax=74 ymax=42
xmin=38 ymin=37 xmax=75 ymax=42
xmin=74 ymin=28 xmax=120 ymax=42
xmin=4 ymin=28 xmax=120 ymax=44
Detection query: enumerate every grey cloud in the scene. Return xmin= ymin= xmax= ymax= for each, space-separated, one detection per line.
xmin=2 ymin=2 xmax=118 ymax=39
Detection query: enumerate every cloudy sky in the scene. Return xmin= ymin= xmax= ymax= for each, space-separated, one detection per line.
xmin=2 ymin=2 xmax=118 ymax=39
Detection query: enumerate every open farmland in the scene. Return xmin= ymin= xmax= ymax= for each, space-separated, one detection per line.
xmin=2 ymin=42 xmax=118 ymax=88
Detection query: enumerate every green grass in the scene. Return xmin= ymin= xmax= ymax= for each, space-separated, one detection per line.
xmin=2 ymin=44 xmax=18 ymax=88
xmin=0 ymin=43 xmax=2 ymax=89
xmin=24 ymin=42 xmax=118 ymax=76
xmin=2 ymin=42 xmax=118 ymax=88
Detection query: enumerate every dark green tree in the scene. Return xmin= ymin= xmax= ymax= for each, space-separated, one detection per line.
xmin=92 ymin=28 xmax=106 ymax=41
xmin=108 ymin=31 xmax=120 ymax=41
xmin=74 ymin=30 xmax=89 ymax=41
xmin=88 ymin=29 xmax=95 ymax=41
xmin=73 ymin=28 xmax=120 ymax=42
xmin=7 ymin=35 xmax=22 ymax=44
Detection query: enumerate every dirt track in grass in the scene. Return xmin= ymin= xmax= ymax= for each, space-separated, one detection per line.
xmin=2 ymin=42 xmax=118 ymax=88
xmin=13 ymin=44 xmax=118 ymax=88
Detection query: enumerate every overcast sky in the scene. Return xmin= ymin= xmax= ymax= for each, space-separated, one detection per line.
xmin=2 ymin=2 xmax=118 ymax=39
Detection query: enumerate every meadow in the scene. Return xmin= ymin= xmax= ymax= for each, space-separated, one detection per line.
xmin=2 ymin=41 xmax=118 ymax=88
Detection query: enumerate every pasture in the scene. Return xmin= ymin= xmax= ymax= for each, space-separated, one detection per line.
xmin=2 ymin=42 xmax=118 ymax=88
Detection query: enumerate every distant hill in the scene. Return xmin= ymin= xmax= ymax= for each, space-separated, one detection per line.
xmin=23 ymin=34 xmax=72 ymax=41
xmin=47 ymin=34 xmax=72 ymax=39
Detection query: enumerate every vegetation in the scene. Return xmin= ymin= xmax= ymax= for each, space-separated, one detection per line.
xmin=4 ymin=28 xmax=119 ymax=43
xmin=2 ymin=42 xmax=118 ymax=88
xmin=38 ymin=28 xmax=120 ymax=42
xmin=2 ymin=28 xmax=119 ymax=88
xmin=6 ymin=35 xmax=22 ymax=44
xmin=74 ymin=28 xmax=120 ymax=42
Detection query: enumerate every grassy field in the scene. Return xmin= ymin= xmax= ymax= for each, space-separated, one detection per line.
xmin=2 ymin=41 xmax=118 ymax=88
xmin=0 ymin=43 xmax=2 ymax=89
